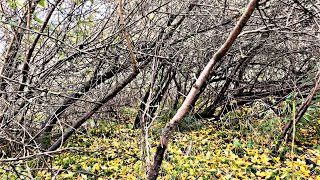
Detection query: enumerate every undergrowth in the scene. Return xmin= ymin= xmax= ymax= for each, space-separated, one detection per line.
xmin=1 ymin=100 xmax=320 ymax=179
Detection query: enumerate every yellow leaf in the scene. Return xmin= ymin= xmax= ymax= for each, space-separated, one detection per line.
xmin=260 ymin=155 xmax=270 ymax=165
xmin=264 ymin=148 xmax=271 ymax=154
xmin=92 ymin=163 xmax=101 ymax=173
xmin=256 ymin=171 xmax=268 ymax=177
xmin=189 ymin=168 xmax=195 ymax=175
xmin=61 ymin=171 xmax=75 ymax=178
xmin=299 ymin=166 xmax=309 ymax=176
xmin=127 ymin=174 xmax=137 ymax=180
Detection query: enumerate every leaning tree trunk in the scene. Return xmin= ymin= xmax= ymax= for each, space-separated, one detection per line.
xmin=198 ymin=37 xmax=266 ymax=119
xmin=147 ymin=0 xmax=260 ymax=179
xmin=274 ymin=69 xmax=320 ymax=152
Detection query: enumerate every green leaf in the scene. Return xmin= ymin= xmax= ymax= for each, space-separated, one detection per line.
xmin=286 ymin=94 xmax=292 ymax=100
xmin=247 ymin=139 xmax=254 ymax=149
xmin=6 ymin=0 xmax=23 ymax=8
xmin=302 ymin=112 xmax=312 ymax=123
xmin=233 ymin=138 xmax=241 ymax=147
xmin=127 ymin=124 xmax=133 ymax=129
xmin=6 ymin=0 xmax=17 ymax=9
xmin=38 ymin=0 xmax=47 ymax=7
xmin=34 ymin=16 xmax=43 ymax=24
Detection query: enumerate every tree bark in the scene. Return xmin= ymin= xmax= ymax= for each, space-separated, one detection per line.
xmin=281 ymin=70 xmax=320 ymax=140
xmin=199 ymin=37 xmax=266 ymax=118
xmin=147 ymin=0 xmax=260 ymax=179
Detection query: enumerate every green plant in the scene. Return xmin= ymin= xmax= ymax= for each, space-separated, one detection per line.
xmin=177 ymin=116 xmax=204 ymax=132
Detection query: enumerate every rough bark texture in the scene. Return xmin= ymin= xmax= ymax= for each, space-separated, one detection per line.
xmin=147 ymin=0 xmax=260 ymax=179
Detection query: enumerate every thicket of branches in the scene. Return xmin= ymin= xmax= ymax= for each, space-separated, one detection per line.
xmin=0 ymin=0 xmax=319 ymax=178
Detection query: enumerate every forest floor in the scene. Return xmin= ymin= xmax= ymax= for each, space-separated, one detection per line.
xmin=1 ymin=107 xmax=320 ymax=179
xmin=36 ymin=113 xmax=320 ymax=179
